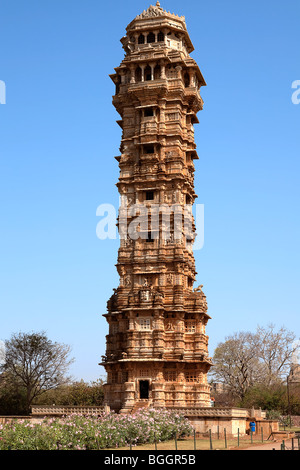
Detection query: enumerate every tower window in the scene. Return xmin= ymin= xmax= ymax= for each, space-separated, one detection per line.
xmin=185 ymin=321 xmax=196 ymax=333
xmin=147 ymin=32 xmax=155 ymax=44
xmin=158 ymin=31 xmax=165 ymax=42
xmin=115 ymin=75 xmax=121 ymax=95
xmin=146 ymin=191 xmax=154 ymax=201
xmin=111 ymin=323 xmax=119 ymax=334
xmin=185 ymin=373 xmax=199 ymax=383
xmin=138 ymin=34 xmax=145 ymax=44
xmin=139 ymin=369 xmax=150 ymax=377
xmin=122 ymin=371 xmax=128 ymax=383
xmin=135 ymin=67 xmax=142 ymax=82
xmin=145 ymin=65 xmax=152 ymax=81
xmin=139 ymin=318 xmax=151 ymax=330
xmin=111 ymin=372 xmax=119 ymax=384
xmin=184 ymin=72 xmax=190 ymax=88
xmin=144 ymin=107 xmax=154 ymax=117
xmin=154 ymin=64 xmax=161 ymax=80
xmin=164 ymin=371 xmax=177 ymax=382
xmin=146 ymin=232 xmax=154 ymax=243
xmin=144 ymin=144 xmax=155 ymax=154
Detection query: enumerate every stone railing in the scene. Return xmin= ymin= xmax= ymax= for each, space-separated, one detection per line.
xmin=31 ymin=405 xmax=109 ymax=417
xmin=0 ymin=416 xmax=31 ymax=424
xmin=164 ymin=407 xmax=269 ymax=419
xmin=160 ymin=407 xmax=250 ymax=418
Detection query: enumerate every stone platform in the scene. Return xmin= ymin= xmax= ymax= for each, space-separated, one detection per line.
xmin=168 ymin=407 xmax=279 ymax=438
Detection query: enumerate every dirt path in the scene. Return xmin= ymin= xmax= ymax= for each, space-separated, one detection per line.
xmin=239 ymin=439 xmax=295 ymax=451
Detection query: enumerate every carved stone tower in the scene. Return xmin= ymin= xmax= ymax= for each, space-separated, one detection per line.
xmin=101 ymin=2 xmax=212 ymax=413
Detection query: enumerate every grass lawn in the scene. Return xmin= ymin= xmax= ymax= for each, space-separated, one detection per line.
xmin=111 ymin=436 xmax=273 ymax=451
xmin=279 ymin=426 xmax=300 ymax=433
xmin=120 ymin=426 xmax=300 ymax=451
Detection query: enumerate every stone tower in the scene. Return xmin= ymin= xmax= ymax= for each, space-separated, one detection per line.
xmin=101 ymin=2 xmax=212 ymax=413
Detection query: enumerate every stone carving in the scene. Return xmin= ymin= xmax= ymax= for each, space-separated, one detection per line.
xmin=135 ymin=2 xmax=185 ymax=22
xmin=154 ymin=290 xmax=164 ymax=303
xmin=194 ymin=284 xmax=204 ymax=293
xmin=165 ymin=320 xmax=176 ymax=331
xmin=136 ymin=4 xmax=164 ymax=19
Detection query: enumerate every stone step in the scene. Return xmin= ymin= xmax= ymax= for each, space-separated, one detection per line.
xmin=131 ymin=400 xmax=151 ymax=414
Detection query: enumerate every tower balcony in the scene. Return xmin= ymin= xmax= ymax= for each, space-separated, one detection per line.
xmin=139 ymin=120 xmax=159 ymax=134
xmin=115 ymin=74 xmax=202 ymax=99
xmin=127 ymin=78 xmax=168 ymax=95
xmin=139 ymin=152 xmax=160 ymax=163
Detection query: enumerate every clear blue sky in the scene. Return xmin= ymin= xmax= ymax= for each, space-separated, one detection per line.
xmin=0 ymin=0 xmax=299 ymax=382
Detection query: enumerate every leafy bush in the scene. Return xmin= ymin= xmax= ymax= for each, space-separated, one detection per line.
xmin=0 ymin=409 xmax=193 ymax=450
xmin=33 ymin=380 xmax=105 ymax=407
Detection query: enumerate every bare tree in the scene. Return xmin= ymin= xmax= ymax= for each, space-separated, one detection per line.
xmin=1 ymin=331 xmax=74 ymax=413
xmin=0 ymin=340 xmax=5 ymax=365
xmin=253 ymin=324 xmax=299 ymax=386
xmin=211 ymin=332 xmax=264 ymax=400
xmin=211 ymin=325 xmax=299 ymax=401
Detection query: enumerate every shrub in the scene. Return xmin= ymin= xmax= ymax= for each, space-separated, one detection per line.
xmin=0 ymin=409 xmax=193 ymax=450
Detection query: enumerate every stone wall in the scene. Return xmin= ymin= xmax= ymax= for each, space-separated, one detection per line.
xmin=0 ymin=416 xmax=30 ymax=425
xmin=292 ymin=415 xmax=300 ymax=426
xmin=283 ymin=415 xmax=300 ymax=427
xmin=181 ymin=408 xmax=249 ymax=437
xmin=176 ymin=407 xmax=279 ymax=437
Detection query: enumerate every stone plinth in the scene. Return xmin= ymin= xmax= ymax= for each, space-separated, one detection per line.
xmin=167 ymin=407 xmax=279 ymax=438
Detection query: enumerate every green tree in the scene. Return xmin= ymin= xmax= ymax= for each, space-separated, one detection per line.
xmin=0 ymin=372 xmax=27 ymax=415
xmin=1 ymin=331 xmax=74 ymax=414
xmin=240 ymin=384 xmax=288 ymax=412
